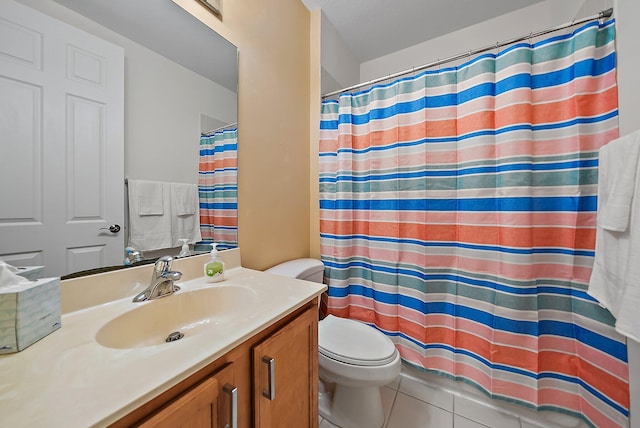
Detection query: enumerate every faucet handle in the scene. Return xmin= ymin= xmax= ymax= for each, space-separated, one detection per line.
xmin=154 ymin=255 xmax=174 ymax=274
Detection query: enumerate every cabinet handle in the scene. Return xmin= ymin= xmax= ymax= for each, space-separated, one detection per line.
xmin=261 ymin=356 xmax=275 ymax=401
xmin=223 ymin=383 xmax=237 ymax=428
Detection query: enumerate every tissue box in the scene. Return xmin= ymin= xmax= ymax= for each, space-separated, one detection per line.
xmin=0 ymin=277 xmax=61 ymax=354
xmin=14 ymin=266 xmax=45 ymax=281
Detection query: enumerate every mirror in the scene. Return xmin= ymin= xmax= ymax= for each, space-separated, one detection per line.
xmin=0 ymin=0 xmax=238 ymax=277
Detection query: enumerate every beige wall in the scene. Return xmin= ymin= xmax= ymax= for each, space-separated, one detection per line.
xmin=174 ymin=0 xmax=314 ymax=270
xmin=309 ymin=9 xmax=322 ymax=260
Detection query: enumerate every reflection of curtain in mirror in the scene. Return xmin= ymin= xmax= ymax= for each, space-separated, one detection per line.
xmin=198 ymin=128 xmax=238 ymax=248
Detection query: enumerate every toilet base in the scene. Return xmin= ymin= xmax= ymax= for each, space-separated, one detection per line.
xmin=319 ymin=379 xmax=385 ymax=428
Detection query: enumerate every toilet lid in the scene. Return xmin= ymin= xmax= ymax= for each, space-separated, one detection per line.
xmin=319 ymin=315 xmax=397 ymax=366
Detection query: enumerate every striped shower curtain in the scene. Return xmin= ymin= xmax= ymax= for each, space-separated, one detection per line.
xmin=319 ymin=20 xmax=628 ymax=427
xmin=198 ymin=128 xmax=238 ymax=248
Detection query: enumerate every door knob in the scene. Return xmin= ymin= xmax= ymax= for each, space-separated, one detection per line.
xmin=99 ymin=224 xmax=121 ymax=233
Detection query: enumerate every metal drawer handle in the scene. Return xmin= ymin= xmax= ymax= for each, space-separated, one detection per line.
xmin=261 ymin=356 xmax=275 ymax=400
xmin=223 ymin=383 xmax=237 ymax=428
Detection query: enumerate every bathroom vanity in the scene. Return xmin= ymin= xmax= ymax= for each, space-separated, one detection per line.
xmin=115 ymin=302 xmax=318 ymax=427
xmin=0 ymin=249 xmax=326 ymax=427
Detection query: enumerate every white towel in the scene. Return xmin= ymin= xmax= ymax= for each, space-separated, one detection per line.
xmin=171 ymin=183 xmax=198 ymax=216
xmin=170 ymin=183 xmax=202 ymax=246
xmin=128 ymin=180 xmax=172 ymax=251
xmin=588 ymin=130 xmax=640 ymax=341
xmin=134 ymin=180 xmax=164 ymax=215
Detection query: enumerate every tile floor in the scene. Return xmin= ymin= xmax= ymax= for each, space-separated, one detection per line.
xmin=319 ymin=364 xmax=589 ymax=428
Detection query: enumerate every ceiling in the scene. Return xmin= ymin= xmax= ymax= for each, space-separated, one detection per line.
xmin=53 ymin=0 xmax=238 ymax=92
xmin=52 ymin=0 xmax=547 ymax=90
xmin=300 ymin=0 xmax=547 ymax=63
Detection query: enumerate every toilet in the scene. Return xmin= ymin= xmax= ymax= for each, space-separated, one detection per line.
xmin=266 ymin=258 xmax=401 ymax=428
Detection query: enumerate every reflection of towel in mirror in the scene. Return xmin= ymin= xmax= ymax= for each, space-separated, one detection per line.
xmin=170 ymin=183 xmax=201 ymax=245
xmin=128 ymin=180 xmax=172 ymax=251
xmin=172 ymin=183 xmax=198 ymax=216
xmin=588 ymin=130 xmax=640 ymax=341
xmin=128 ymin=180 xmax=202 ymax=251
xmin=136 ymin=180 xmax=163 ymax=215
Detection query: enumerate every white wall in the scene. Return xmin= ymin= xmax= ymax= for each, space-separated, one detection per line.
xmin=360 ymin=0 xmax=612 ymax=83
xmin=15 ymin=0 xmax=237 ymax=185
xmin=319 ymin=10 xmax=359 ymax=94
xmin=124 ymin=42 xmax=237 ymax=184
xmin=614 ymin=1 xmax=640 ymax=426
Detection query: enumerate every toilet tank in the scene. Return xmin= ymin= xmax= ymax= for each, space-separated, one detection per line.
xmin=265 ymin=258 xmax=324 ymax=283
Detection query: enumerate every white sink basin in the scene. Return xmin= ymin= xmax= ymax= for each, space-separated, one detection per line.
xmin=96 ymin=285 xmax=259 ymax=349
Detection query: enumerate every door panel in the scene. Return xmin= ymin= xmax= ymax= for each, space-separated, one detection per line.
xmin=0 ymin=15 xmax=43 ymax=69
xmin=66 ymin=44 xmax=107 ymax=86
xmin=65 ymin=245 xmax=105 ymax=275
xmin=0 ymin=76 xmax=42 ymax=223
xmin=66 ymin=95 xmax=105 ymax=219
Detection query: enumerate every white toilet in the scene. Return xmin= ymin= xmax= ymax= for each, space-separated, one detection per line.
xmin=266 ymin=258 xmax=401 ymax=428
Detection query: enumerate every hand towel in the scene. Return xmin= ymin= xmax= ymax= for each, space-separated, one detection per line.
xmin=588 ymin=130 xmax=640 ymax=342
xmin=171 ymin=183 xmax=198 ymax=216
xmin=127 ymin=180 xmax=172 ymax=251
xmin=598 ymin=136 xmax=640 ymax=231
xmin=170 ymin=183 xmax=202 ymax=246
xmin=133 ymin=180 xmax=164 ymax=215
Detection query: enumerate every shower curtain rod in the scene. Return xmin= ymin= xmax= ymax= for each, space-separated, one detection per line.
xmin=322 ymin=7 xmax=613 ymax=99
xmin=201 ymin=122 xmax=238 ymax=136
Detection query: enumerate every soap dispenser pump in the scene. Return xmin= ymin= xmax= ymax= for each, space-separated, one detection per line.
xmin=178 ymin=239 xmax=190 ymax=258
xmin=204 ymin=243 xmax=225 ymax=282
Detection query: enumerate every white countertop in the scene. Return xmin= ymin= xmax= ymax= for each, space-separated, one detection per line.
xmin=0 ymin=264 xmax=326 ymax=427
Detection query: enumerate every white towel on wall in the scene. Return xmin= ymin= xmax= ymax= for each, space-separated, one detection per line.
xmin=171 ymin=182 xmax=198 ymax=216
xmin=135 ymin=180 xmax=164 ymax=215
xmin=588 ymin=130 xmax=640 ymax=342
xmin=170 ymin=183 xmax=202 ymax=245
xmin=127 ymin=180 xmax=172 ymax=251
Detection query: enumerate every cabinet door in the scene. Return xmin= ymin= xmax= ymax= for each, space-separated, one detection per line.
xmin=138 ymin=376 xmax=219 ymax=428
xmin=252 ymin=306 xmax=319 ymax=428
xmin=133 ymin=362 xmax=243 ymax=428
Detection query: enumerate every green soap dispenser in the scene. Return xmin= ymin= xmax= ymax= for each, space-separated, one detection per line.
xmin=204 ymin=243 xmax=225 ymax=282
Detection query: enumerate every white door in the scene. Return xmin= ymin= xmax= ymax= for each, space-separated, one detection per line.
xmin=0 ymin=0 xmax=124 ymax=277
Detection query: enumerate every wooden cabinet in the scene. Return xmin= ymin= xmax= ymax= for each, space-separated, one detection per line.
xmin=111 ymin=301 xmax=318 ymax=428
xmin=138 ymin=376 xmax=219 ymax=428
xmin=138 ymin=363 xmax=238 ymax=428
xmin=252 ymin=305 xmax=318 ymax=427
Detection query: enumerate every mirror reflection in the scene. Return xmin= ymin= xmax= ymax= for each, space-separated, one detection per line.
xmin=0 ymin=0 xmax=238 ymax=278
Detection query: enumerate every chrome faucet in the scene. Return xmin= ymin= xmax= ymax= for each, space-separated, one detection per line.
xmin=132 ymin=256 xmax=182 ymax=302
xmin=124 ymin=246 xmax=144 ymax=265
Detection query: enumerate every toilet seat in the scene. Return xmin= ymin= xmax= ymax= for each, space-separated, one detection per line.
xmin=319 ymin=315 xmax=397 ymax=366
